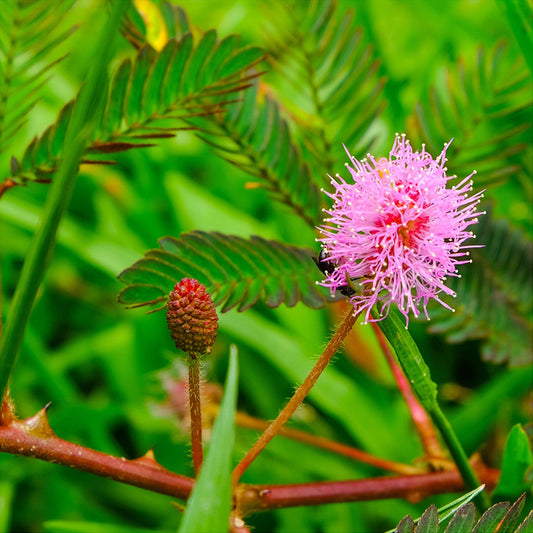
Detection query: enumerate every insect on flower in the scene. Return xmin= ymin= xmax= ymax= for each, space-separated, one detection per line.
xmin=314 ymin=248 xmax=356 ymax=298
xmin=317 ymin=134 xmax=485 ymax=326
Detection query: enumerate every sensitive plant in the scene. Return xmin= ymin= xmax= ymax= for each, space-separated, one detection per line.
xmin=0 ymin=1 xmax=532 ymax=533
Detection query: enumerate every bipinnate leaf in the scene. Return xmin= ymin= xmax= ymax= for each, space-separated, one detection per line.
xmin=189 ymin=79 xmax=321 ymax=227
xmin=9 ymin=29 xmax=265 ymax=185
xmin=391 ymin=494 xmax=531 ymax=533
xmin=117 ymin=231 xmax=327 ymax=312
xmin=264 ymin=0 xmax=386 ymax=175
xmin=428 ymin=208 xmax=533 ymax=367
xmin=408 ymin=42 xmax=532 ymax=188
xmin=0 ymin=0 xmax=75 ymax=174
xmin=177 ymin=346 xmax=238 ymax=533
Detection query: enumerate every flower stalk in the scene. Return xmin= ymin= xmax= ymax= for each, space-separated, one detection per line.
xmin=232 ymin=307 xmax=358 ymax=484
xmin=188 ymin=356 xmax=203 ymax=475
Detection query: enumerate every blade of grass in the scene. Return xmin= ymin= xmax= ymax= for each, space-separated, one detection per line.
xmin=0 ymin=2 xmax=128 ymax=400
xmin=177 ymin=345 xmax=239 ymax=533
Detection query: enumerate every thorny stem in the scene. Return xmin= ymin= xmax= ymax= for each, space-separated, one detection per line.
xmin=188 ymin=356 xmax=203 ymax=475
xmin=234 ymin=411 xmax=422 ymax=475
xmin=232 ymin=308 xmax=358 ymax=484
xmin=0 ymin=407 xmax=194 ymax=500
xmin=370 ymin=322 xmax=447 ymax=463
xmin=0 ymin=408 xmax=499 ymax=511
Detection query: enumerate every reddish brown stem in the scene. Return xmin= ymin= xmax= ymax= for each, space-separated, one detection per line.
xmin=236 ymin=463 xmax=500 ymax=515
xmin=0 ymin=407 xmax=499 ymax=514
xmin=0 ymin=410 xmax=194 ymax=499
xmin=188 ymin=356 xmax=203 ymax=475
xmin=371 ymin=322 xmax=446 ymax=461
xmin=232 ymin=308 xmax=358 ymax=484
xmin=235 ymin=411 xmax=422 ymax=475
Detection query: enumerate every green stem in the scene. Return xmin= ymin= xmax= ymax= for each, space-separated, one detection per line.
xmin=428 ymin=405 xmax=486 ymax=497
xmin=373 ymin=307 xmax=491 ymax=511
xmin=0 ymin=2 xmax=128 ymax=401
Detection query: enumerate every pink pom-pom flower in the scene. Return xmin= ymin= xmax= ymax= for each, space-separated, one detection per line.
xmin=318 ymin=134 xmax=484 ymax=326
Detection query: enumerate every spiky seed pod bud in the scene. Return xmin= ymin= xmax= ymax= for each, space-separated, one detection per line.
xmin=166 ymin=278 xmax=219 ymax=357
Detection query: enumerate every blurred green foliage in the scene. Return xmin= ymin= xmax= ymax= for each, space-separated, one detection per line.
xmin=0 ymin=0 xmax=531 ymax=532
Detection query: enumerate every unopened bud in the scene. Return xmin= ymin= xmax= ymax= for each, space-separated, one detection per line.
xmin=166 ymin=279 xmax=218 ymax=357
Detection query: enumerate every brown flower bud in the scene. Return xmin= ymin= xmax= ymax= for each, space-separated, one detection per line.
xmin=166 ymin=278 xmax=218 ymax=357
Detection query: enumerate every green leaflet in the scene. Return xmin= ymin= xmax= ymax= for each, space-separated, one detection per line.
xmin=408 ymin=42 xmax=533 ymax=188
xmin=493 ymin=425 xmax=533 ymax=501
xmin=9 ymin=30 xmax=265 ymax=185
xmin=390 ymin=489 xmax=533 ymax=533
xmin=428 ymin=209 xmax=533 ymax=367
xmin=117 ymin=231 xmax=327 ymax=312
xmin=388 ymin=487 xmax=484 ymax=533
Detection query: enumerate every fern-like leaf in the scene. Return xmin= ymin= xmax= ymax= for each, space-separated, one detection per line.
xmin=122 ymin=2 xmax=321 ymax=226
xmin=392 ymin=494 xmax=530 ymax=533
xmin=408 ymin=42 xmax=533 ymax=188
xmin=428 ymin=208 xmax=533 ymax=367
xmin=186 ymin=80 xmax=321 ymax=226
xmin=117 ymin=231 xmax=327 ymax=313
xmin=8 ymin=31 xmax=265 ymax=185
xmin=263 ymin=0 xmax=386 ymax=177
xmin=0 ymin=0 xmax=75 ymax=176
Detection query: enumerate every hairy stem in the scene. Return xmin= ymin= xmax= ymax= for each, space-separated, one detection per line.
xmin=234 ymin=411 xmax=422 ymax=475
xmin=188 ymin=356 xmax=203 ymax=475
xmin=371 ymin=322 xmax=446 ymax=462
xmin=232 ymin=308 xmax=358 ymax=484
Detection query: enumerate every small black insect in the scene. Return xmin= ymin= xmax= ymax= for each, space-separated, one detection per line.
xmin=314 ymin=248 xmax=356 ymax=298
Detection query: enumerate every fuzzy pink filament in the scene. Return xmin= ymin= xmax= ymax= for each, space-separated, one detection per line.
xmin=318 ymin=134 xmax=484 ymax=326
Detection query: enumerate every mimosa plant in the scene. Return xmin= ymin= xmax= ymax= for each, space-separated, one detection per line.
xmin=0 ymin=1 xmax=531 ymax=531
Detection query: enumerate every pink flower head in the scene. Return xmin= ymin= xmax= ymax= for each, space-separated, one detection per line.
xmin=318 ymin=134 xmax=484 ymax=326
